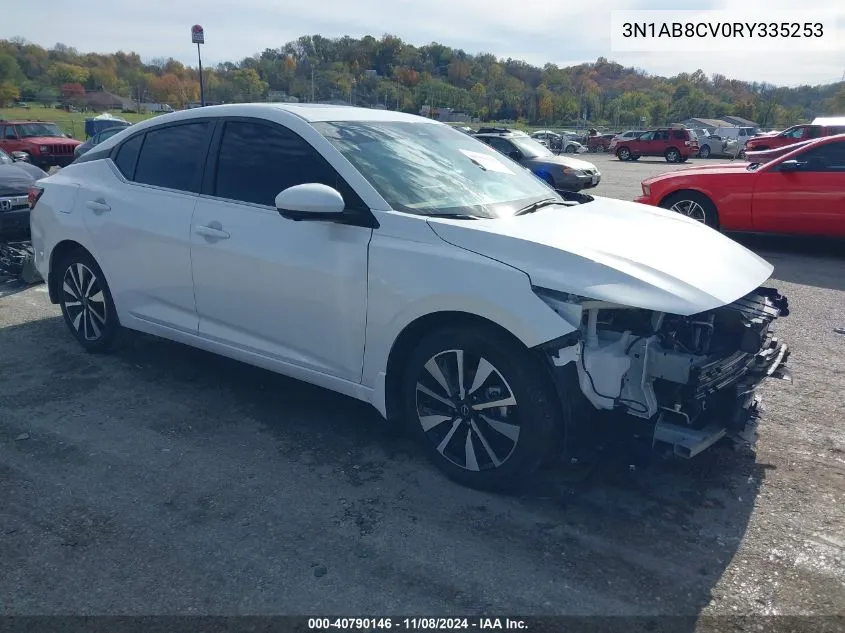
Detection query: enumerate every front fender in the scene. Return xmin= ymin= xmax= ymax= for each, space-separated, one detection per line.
xmin=361 ymin=223 xmax=576 ymax=414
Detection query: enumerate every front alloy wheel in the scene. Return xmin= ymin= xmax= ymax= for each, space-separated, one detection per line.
xmin=402 ymin=328 xmax=564 ymax=490
xmin=415 ymin=349 xmax=520 ymax=472
xmin=617 ymin=147 xmax=631 ymax=161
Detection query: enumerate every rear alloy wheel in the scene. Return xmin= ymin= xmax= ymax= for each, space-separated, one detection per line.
xmin=698 ymin=145 xmax=711 ymax=159
xmin=401 ymin=328 xmax=562 ymax=491
xmin=665 ymin=148 xmax=681 ymax=163
xmin=616 ymin=147 xmax=631 ymax=161
xmin=57 ymin=249 xmax=122 ymax=352
xmin=660 ymin=191 xmax=719 ymax=228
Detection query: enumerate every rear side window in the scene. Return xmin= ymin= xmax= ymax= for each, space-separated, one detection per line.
xmin=672 ymin=130 xmax=687 ymax=139
xmin=133 ymin=122 xmax=210 ymax=193
xmin=113 ymin=134 xmax=143 ymax=178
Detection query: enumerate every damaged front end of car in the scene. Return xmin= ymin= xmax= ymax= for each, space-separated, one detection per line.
xmin=537 ymin=286 xmax=791 ymax=458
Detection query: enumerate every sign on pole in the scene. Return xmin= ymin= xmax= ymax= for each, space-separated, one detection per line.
xmin=191 ymin=24 xmax=205 ymax=44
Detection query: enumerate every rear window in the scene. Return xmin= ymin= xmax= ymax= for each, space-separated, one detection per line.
xmin=132 ymin=122 xmax=210 ymax=193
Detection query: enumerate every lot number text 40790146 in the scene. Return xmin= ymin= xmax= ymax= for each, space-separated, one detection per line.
xmin=308 ymin=618 xmax=528 ymax=630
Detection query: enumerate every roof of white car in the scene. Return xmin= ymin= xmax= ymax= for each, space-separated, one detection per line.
xmin=142 ymin=102 xmax=432 ymax=125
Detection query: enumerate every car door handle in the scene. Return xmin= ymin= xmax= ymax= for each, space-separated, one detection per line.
xmin=85 ymin=199 xmax=111 ymax=214
xmin=194 ymin=224 xmax=230 ymax=240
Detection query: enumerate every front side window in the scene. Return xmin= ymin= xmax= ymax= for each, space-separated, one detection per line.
xmin=639 ymin=132 xmax=654 ymax=141
xmin=133 ymin=122 xmax=210 ymax=192
xmin=313 ymin=120 xmax=565 ymax=219
xmin=213 ymin=119 xmax=362 ymax=208
xmin=784 ymin=127 xmax=806 ymax=139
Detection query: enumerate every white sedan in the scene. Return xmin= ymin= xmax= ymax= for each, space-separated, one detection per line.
xmin=28 ymin=104 xmax=790 ymax=490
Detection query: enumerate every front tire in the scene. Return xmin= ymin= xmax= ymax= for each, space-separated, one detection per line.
xmin=660 ymin=191 xmax=719 ymax=228
xmin=56 ymin=248 xmax=122 ymax=352
xmin=616 ymin=147 xmax=631 ymax=161
xmin=400 ymin=327 xmax=563 ymax=491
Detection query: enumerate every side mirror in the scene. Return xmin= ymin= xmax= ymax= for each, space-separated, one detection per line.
xmin=275 ymin=183 xmax=345 ymax=221
xmin=11 ymin=151 xmax=29 ymax=162
xmin=779 ymin=159 xmax=801 ymax=172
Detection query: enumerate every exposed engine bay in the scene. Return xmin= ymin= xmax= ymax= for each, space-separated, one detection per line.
xmin=548 ymin=286 xmax=791 ymax=458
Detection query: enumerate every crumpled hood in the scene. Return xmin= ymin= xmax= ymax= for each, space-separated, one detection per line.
xmin=426 ymin=196 xmax=774 ymax=316
xmin=527 ymin=154 xmax=596 ymax=171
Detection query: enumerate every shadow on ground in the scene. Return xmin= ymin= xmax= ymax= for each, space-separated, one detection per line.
xmin=0 ymin=314 xmax=767 ymax=620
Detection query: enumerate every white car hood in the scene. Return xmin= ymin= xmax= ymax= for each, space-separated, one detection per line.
xmin=426 ymin=196 xmax=774 ymax=316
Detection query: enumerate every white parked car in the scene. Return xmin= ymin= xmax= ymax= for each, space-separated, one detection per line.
xmin=28 ymin=104 xmax=791 ymax=490
xmin=608 ymin=130 xmax=647 ymax=151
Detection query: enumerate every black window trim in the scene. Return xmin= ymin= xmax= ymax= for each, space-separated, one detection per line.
xmin=103 ymin=119 xmax=217 ymax=194
xmin=200 ymin=115 xmax=378 ymax=229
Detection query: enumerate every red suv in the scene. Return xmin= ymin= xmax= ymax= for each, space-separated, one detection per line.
xmin=0 ymin=120 xmax=80 ymax=171
xmin=615 ymin=128 xmax=699 ymax=163
xmin=744 ymin=123 xmax=845 ymax=153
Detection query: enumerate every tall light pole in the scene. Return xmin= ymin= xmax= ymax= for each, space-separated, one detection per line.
xmin=191 ymin=24 xmax=205 ymax=107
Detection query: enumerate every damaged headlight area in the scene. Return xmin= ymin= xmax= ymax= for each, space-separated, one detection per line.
xmin=536 ymin=286 xmax=791 ymax=458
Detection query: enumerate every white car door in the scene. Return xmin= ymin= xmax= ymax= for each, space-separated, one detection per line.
xmin=189 ymin=117 xmax=374 ymax=382
xmin=80 ymin=120 xmax=212 ymax=333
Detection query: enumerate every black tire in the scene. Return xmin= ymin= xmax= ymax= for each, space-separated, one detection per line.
xmin=616 ymin=147 xmax=631 ymax=161
xmin=665 ymin=147 xmax=681 ymax=163
xmin=699 ymin=145 xmax=711 ymax=159
xmin=55 ymin=248 xmax=123 ymax=352
xmin=400 ymin=327 xmax=564 ymax=491
xmin=565 ymin=144 xmax=576 ymax=153
xmin=659 ymin=191 xmax=719 ymax=228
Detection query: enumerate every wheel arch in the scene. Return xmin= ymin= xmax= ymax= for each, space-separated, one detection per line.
xmin=383 ymin=312 xmax=529 ymax=422
xmin=47 ymin=239 xmax=90 ymax=303
xmin=658 ymin=189 xmax=720 ymax=228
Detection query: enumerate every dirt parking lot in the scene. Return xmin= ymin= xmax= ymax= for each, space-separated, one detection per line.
xmin=1 ymin=154 xmax=844 ymax=623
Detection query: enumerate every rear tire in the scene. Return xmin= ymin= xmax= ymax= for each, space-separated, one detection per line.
xmin=400 ymin=327 xmax=564 ymax=491
xmin=699 ymin=145 xmax=711 ymax=159
xmin=55 ymin=248 xmax=123 ymax=353
xmin=665 ymin=148 xmax=681 ymax=163
xmin=660 ymin=191 xmax=719 ymax=229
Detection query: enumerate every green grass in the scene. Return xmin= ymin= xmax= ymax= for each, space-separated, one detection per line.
xmin=0 ymin=107 xmax=157 ymax=140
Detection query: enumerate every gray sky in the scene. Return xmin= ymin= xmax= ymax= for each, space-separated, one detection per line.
xmin=6 ymin=0 xmax=845 ymax=86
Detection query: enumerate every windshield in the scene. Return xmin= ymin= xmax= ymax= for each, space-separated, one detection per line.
xmin=510 ymin=137 xmax=553 ymax=158
xmin=313 ymin=120 xmax=562 ymax=219
xmin=16 ymin=123 xmax=64 ymax=138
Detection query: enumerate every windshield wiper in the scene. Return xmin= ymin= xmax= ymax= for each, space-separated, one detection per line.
xmin=514 ymin=198 xmax=560 ymax=216
xmin=424 ymin=213 xmax=479 ymax=220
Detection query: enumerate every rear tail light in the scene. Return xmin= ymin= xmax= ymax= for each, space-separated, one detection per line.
xmin=684 ymin=140 xmax=691 ymax=146
xmin=28 ymin=185 xmax=44 ymax=209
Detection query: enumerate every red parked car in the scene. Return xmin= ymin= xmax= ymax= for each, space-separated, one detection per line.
xmin=744 ymin=122 xmax=845 ymax=153
xmin=0 ymin=120 xmax=80 ymax=171
xmin=634 ymin=133 xmax=845 ymax=237
xmin=615 ymin=127 xmax=699 ymax=163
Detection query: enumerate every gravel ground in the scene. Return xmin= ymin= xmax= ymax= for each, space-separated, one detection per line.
xmin=1 ymin=154 xmax=843 ymax=624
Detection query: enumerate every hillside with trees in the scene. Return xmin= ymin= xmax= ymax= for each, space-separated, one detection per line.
xmin=1 ymin=34 xmax=844 ymax=127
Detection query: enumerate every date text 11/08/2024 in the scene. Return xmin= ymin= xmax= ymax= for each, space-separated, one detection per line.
xmin=308 ymin=618 xmax=527 ymax=630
